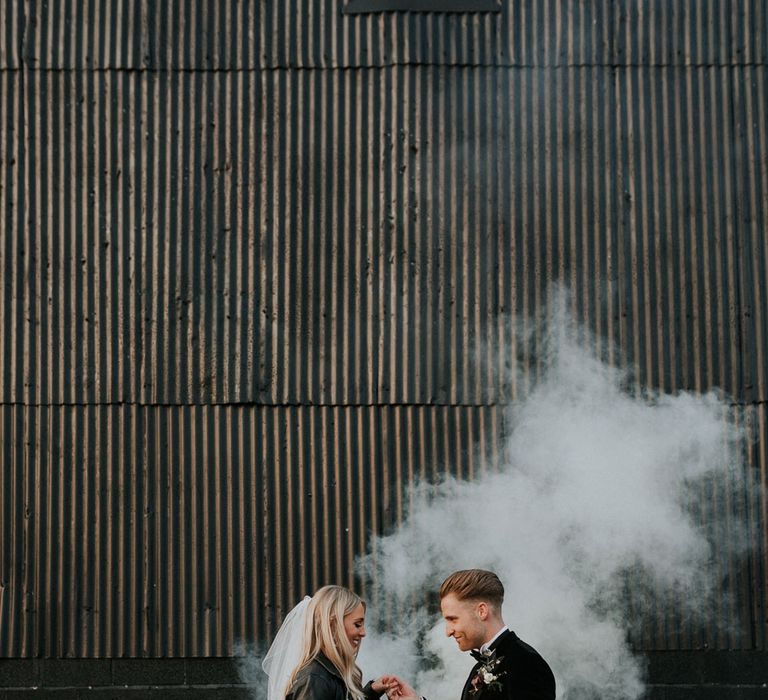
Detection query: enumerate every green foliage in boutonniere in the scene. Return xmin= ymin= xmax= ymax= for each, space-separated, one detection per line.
xmin=469 ymin=650 xmax=506 ymax=695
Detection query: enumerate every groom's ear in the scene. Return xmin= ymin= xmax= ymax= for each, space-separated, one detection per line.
xmin=476 ymin=601 xmax=489 ymax=620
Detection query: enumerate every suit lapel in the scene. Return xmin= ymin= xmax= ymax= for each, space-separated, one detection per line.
xmin=463 ymin=631 xmax=513 ymax=700
xmin=461 ymin=659 xmax=482 ymax=700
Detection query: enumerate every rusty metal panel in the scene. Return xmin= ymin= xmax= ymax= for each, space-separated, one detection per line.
xmin=612 ymin=1 xmax=730 ymax=65
xmin=5 ymin=63 xmax=764 ymax=406
xmin=746 ymin=405 xmax=768 ymax=651
xmin=732 ymin=65 xmax=768 ymax=650
xmin=18 ymin=1 xmax=768 ymax=69
xmin=734 ymin=66 xmax=768 ymax=407
xmin=0 ymin=402 xmax=763 ymax=655
xmin=0 ymin=0 xmax=20 ymax=68
xmin=507 ymin=0 xmax=615 ymax=66
xmin=609 ymin=66 xmax=743 ymax=395
xmin=19 ymin=0 xmax=510 ymax=69
xmin=1 ymin=67 xmax=411 ymax=405
xmin=1 ymin=69 xmax=264 ymax=405
xmin=376 ymin=64 xmax=755 ymax=403
xmin=18 ymin=0 xmax=591 ymax=68
xmin=627 ymin=405 xmax=765 ymax=651
xmin=1 ymin=0 xmax=767 ymax=663
xmin=18 ymin=0 xmax=147 ymax=70
xmin=0 ymin=66 xmax=23 ymax=404
xmin=731 ymin=0 xmax=768 ymax=64
xmin=0 ymin=404 xmax=501 ymax=657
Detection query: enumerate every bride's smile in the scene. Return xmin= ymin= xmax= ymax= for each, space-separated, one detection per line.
xmin=343 ymin=602 xmax=367 ymax=649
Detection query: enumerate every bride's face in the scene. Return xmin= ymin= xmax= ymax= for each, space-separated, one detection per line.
xmin=343 ymin=603 xmax=367 ymax=651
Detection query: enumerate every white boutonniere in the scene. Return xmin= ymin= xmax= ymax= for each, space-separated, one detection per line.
xmin=469 ymin=650 xmax=506 ymax=695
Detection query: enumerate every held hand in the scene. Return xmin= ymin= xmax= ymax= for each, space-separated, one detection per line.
xmin=371 ymin=675 xmax=402 ymax=695
xmin=381 ymin=675 xmax=421 ymax=700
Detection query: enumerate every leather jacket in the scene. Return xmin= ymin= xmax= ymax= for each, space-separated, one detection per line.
xmin=286 ymin=653 xmax=381 ymax=700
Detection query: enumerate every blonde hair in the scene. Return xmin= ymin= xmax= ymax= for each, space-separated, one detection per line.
xmin=439 ymin=569 xmax=504 ymax=612
xmin=285 ymin=585 xmax=366 ymax=698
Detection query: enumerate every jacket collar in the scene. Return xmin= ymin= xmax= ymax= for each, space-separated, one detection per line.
xmin=488 ymin=628 xmax=513 ymax=652
xmin=479 ymin=625 xmax=509 ymax=654
xmin=316 ymin=652 xmax=344 ymax=680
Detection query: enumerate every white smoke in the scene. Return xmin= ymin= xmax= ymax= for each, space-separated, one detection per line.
xmin=233 ymin=641 xmax=268 ymax=699
xmin=357 ymin=302 xmax=753 ymax=700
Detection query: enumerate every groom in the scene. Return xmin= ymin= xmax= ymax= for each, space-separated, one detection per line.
xmin=392 ymin=569 xmax=555 ymax=700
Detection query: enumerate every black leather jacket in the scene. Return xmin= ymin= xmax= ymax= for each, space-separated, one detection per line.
xmin=286 ymin=653 xmax=382 ymax=700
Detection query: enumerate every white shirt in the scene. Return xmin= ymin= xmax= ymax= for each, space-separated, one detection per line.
xmin=479 ymin=625 xmax=509 ymax=654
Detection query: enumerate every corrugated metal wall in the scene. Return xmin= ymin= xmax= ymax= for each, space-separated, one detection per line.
xmin=1 ymin=0 xmax=766 ymax=656
xmin=0 ymin=403 xmax=501 ymax=656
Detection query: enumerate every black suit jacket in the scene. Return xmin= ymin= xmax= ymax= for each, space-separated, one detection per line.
xmin=460 ymin=630 xmax=556 ymax=700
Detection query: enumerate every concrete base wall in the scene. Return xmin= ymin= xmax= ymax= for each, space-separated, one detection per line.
xmin=0 ymin=658 xmax=255 ymax=698
xmin=1 ymin=652 xmax=767 ymax=698
xmin=644 ymin=651 xmax=768 ymax=699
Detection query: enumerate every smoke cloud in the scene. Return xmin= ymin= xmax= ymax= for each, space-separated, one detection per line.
xmin=239 ymin=299 xmax=757 ymax=700
xmin=234 ymin=641 xmax=268 ymax=699
xmin=356 ymin=301 xmax=754 ymax=700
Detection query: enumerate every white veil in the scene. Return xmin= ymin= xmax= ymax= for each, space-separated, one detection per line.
xmin=262 ymin=596 xmax=312 ymax=700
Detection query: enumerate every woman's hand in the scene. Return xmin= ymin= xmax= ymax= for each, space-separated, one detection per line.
xmin=374 ymin=675 xmax=422 ymax=700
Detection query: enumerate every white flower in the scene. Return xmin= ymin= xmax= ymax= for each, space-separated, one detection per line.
xmin=482 ymin=671 xmax=496 ymax=684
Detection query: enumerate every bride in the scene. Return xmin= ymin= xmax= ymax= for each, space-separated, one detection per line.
xmin=263 ymin=585 xmax=401 ymax=700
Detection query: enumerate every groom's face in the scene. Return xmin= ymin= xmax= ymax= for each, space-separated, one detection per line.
xmin=440 ymin=593 xmax=486 ymax=651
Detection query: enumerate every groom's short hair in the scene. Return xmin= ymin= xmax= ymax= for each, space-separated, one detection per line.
xmin=440 ymin=569 xmax=504 ymax=611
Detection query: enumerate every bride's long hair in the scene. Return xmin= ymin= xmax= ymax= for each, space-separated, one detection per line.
xmin=285 ymin=585 xmax=366 ymax=698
